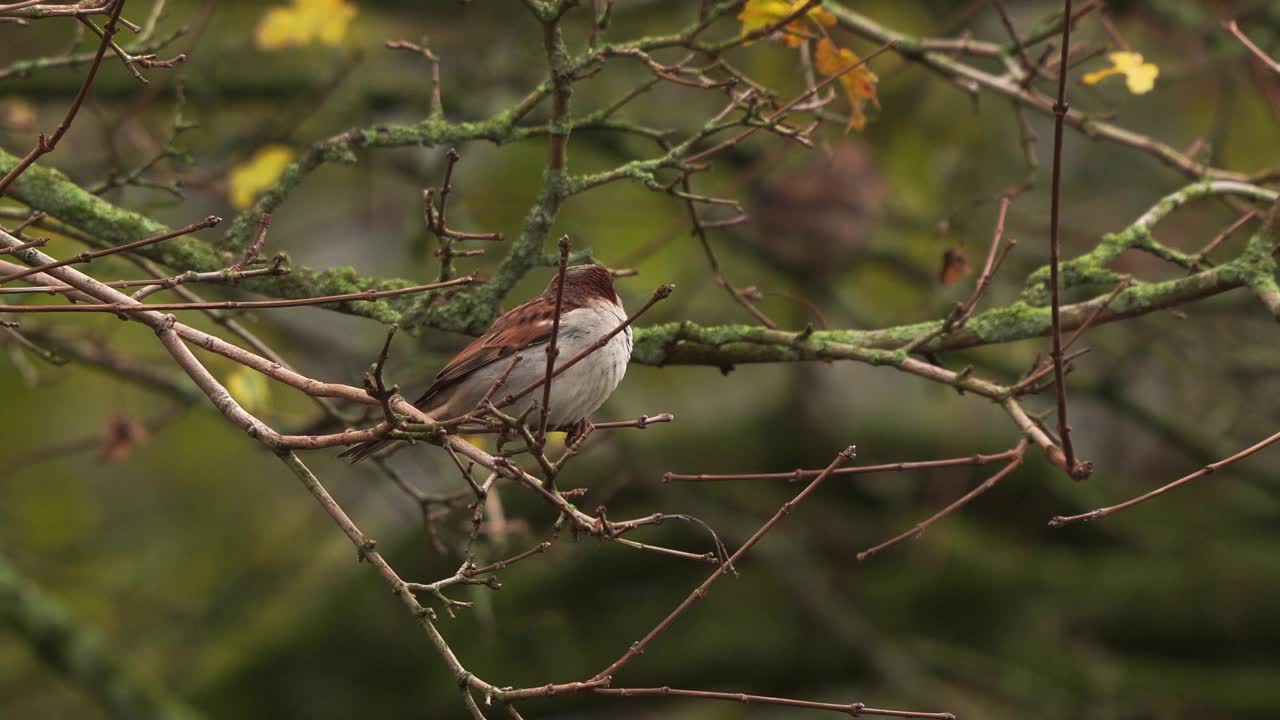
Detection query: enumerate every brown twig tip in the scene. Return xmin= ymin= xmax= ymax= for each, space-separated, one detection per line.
xmin=1068 ymin=460 xmax=1093 ymax=479
xmin=654 ymin=283 xmax=675 ymax=300
xmin=1047 ymin=512 xmax=1097 ymax=528
xmin=1222 ymin=19 xmax=1280 ymax=75
xmin=558 ymin=235 xmax=571 ymax=252
xmin=590 ymin=412 xmax=674 ymax=431
xmin=1050 ymin=427 xmax=1280 ymax=527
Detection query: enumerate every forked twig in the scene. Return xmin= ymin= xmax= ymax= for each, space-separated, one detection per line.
xmin=591 ymin=446 xmax=856 ymax=683
xmin=857 ymin=440 xmax=1027 ymax=561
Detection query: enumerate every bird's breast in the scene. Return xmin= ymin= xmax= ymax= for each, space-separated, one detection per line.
xmin=540 ymin=301 xmax=631 ymax=426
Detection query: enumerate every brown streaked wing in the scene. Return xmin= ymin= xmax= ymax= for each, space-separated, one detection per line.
xmin=412 ymin=295 xmax=558 ymax=407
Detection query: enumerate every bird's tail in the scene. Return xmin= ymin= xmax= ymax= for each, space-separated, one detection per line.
xmin=338 ymin=396 xmax=445 ymax=463
xmin=337 ymin=435 xmax=398 ymax=463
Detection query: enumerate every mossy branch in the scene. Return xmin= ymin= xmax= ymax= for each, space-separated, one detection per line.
xmin=5 ymin=142 xmax=1276 ymax=364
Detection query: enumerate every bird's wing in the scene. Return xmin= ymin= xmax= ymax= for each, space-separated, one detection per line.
xmin=413 ymin=294 xmax=558 ymax=407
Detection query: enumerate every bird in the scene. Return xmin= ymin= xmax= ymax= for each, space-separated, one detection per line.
xmin=340 ymin=264 xmax=632 ymax=462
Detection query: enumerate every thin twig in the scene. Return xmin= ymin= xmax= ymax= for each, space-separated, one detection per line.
xmin=1045 ymin=0 xmax=1091 ymax=479
xmin=537 ymin=237 xmax=571 ymax=445
xmin=0 ymin=275 xmax=474 ymax=313
xmin=684 ymin=40 xmax=897 ymax=166
xmin=592 ymin=413 xmax=674 ymax=431
xmin=0 ymin=238 xmax=48 ymax=257
xmin=0 ymin=216 xmax=221 ymax=284
xmin=857 ymin=440 xmax=1027 ymax=561
xmin=590 ymin=687 xmax=955 ymax=720
xmin=0 ymin=264 xmax=285 ymax=296
xmin=591 ymin=446 xmax=856 ymax=683
xmin=231 ymin=213 xmax=270 ymax=270
xmin=904 ymin=196 xmax=1016 ymax=353
xmin=1222 ymin=19 xmax=1280 ymax=75
xmin=664 ymin=447 xmax=1021 ymax=483
xmin=1050 ymin=426 xmax=1280 ymax=527
xmin=1188 ymin=210 xmax=1257 ymax=271
xmin=0 ymin=0 xmax=125 ymax=196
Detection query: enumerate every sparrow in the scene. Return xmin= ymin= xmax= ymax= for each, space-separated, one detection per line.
xmin=340 ymin=264 xmax=632 ymax=462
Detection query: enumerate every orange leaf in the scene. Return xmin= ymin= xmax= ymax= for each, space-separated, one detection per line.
xmin=814 ymin=38 xmax=880 ymax=131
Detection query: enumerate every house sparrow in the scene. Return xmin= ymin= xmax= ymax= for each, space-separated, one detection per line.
xmin=340 ymin=264 xmax=631 ymax=462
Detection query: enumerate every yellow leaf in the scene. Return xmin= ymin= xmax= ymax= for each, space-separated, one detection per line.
xmin=228 ymin=145 xmax=294 ymax=209
xmin=256 ymin=0 xmax=358 ymax=50
xmin=738 ymin=0 xmax=835 ymax=46
xmin=461 ymin=435 xmax=491 ymax=452
xmin=226 ymin=367 xmax=272 ymax=416
xmin=815 ymin=38 xmax=879 ymax=131
xmin=1081 ymin=51 xmax=1159 ymax=94
xmin=544 ymin=431 xmax=567 ymax=454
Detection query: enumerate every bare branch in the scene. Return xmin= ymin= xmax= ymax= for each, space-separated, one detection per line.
xmin=1050 ymin=429 xmax=1280 ymax=528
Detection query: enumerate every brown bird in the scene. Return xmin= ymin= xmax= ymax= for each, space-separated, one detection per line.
xmin=340 ymin=265 xmax=631 ymax=462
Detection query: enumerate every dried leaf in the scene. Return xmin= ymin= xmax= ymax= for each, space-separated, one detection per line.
xmin=939 ymin=247 xmax=972 ymax=286
xmin=100 ymin=415 xmax=148 ymax=463
xmin=815 ymin=38 xmax=880 ymax=130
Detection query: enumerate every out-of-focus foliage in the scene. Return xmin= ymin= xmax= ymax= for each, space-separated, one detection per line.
xmin=1081 ymin=51 xmax=1160 ymax=94
xmin=814 ymin=37 xmax=880 ymax=130
xmin=739 ymin=0 xmax=879 ymax=129
xmin=255 ymin=0 xmax=358 ymax=50
xmin=227 ymin=145 xmax=294 ymax=209
xmin=2 ymin=1 xmax=1280 ymax=720
xmin=739 ymin=0 xmax=837 ymax=46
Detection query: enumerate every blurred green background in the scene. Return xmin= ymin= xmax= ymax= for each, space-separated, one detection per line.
xmin=3 ymin=1 xmax=1280 ymax=718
